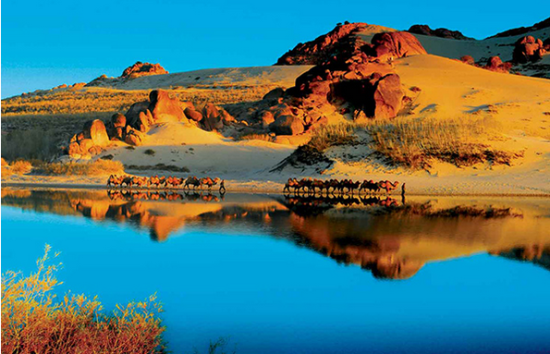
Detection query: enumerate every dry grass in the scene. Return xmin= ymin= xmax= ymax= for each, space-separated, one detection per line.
xmin=364 ymin=117 xmax=520 ymax=169
xmin=308 ymin=123 xmax=358 ymax=152
xmin=2 ymin=85 xmax=276 ymax=116
xmin=1 ymin=245 xmax=165 ymax=354
xmin=1 ymin=159 xmax=34 ymax=178
xmin=37 ymin=159 xmax=125 ymax=176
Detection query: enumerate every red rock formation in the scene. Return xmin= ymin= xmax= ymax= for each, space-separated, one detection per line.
xmin=460 ymin=55 xmax=475 ymax=65
xmin=513 ymin=36 xmax=547 ymax=63
xmin=276 ymin=22 xmax=369 ymax=65
xmin=370 ymin=32 xmax=428 ymax=59
xmin=485 ymin=56 xmax=512 ymax=73
xmin=408 ymin=24 xmax=472 ymax=40
xmin=149 ymin=90 xmax=185 ymax=123
xmin=121 ymin=61 xmax=168 ymax=79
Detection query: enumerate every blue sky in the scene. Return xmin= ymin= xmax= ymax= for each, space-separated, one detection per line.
xmin=2 ymin=0 xmax=548 ymax=98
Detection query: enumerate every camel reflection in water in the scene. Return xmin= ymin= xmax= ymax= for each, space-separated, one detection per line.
xmin=3 ymin=188 xmax=550 ymax=280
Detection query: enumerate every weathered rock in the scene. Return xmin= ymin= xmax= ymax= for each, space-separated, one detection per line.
xmin=79 ymin=138 xmax=94 ymax=153
xmin=137 ymin=111 xmax=152 ymax=132
xmin=513 ymin=36 xmax=546 ymax=63
xmin=149 ymin=90 xmax=185 ymax=123
xmin=276 ymin=22 xmax=369 ymax=65
xmin=125 ymin=129 xmax=143 ymax=146
xmin=370 ymin=31 xmax=428 ymax=59
xmin=263 ymin=87 xmax=285 ymax=101
xmin=83 ymin=119 xmax=109 ymax=147
xmin=201 ymin=103 xmax=224 ymax=131
xmin=485 ymin=56 xmax=512 ymax=73
xmin=220 ymin=110 xmax=235 ymax=125
xmin=269 ymin=115 xmax=305 ymax=135
xmin=111 ymin=113 xmax=126 ymax=128
xmin=372 ymin=74 xmax=404 ymax=119
xmin=68 ymin=142 xmax=82 ymax=157
xmin=259 ymin=111 xmax=275 ymax=128
xmin=460 ymin=55 xmax=475 ymax=65
xmin=184 ymin=107 xmax=203 ymax=122
xmin=121 ymin=62 xmax=168 ymax=79
xmin=126 ymin=100 xmax=150 ymax=127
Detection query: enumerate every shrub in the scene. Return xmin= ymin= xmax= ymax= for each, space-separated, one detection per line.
xmin=144 ymin=149 xmax=156 ymax=156
xmin=237 ymin=133 xmax=273 ymax=142
xmin=1 ymin=245 xmax=165 ymax=354
xmin=10 ymin=160 xmax=33 ymax=175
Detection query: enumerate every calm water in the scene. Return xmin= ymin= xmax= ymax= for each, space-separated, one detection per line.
xmin=2 ymin=189 xmax=550 ymax=353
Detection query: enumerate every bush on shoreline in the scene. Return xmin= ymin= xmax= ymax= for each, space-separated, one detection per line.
xmin=1 ymin=245 xmax=166 ymax=354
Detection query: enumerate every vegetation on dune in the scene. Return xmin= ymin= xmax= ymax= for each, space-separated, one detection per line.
xmin=308 ymin=123 xmax=358 ymax=152
xmin=365 ymin=117 xmax=522 ymax=169
xmin=36 ymin=159 xmax=125 ymax=176
xmin=1 ymin=158 xmax=34 ymax=177
xmin=1 ymin=245 xmax=166 ymax=354
xmin=1 ymin=85 xmax=277 ymax=116
xmin=237 ymin=133 xmax=274 ymax=142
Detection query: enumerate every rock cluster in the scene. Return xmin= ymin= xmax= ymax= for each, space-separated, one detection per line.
xmin=484 ymin=56 xmax=512 ymax=73
xmin=66 ymin=89 xmax=237 ymax=158
xmin=121 ymin=61 xmax=169 ymax=79
xmin=276 ymin=22 xmax=369 ymax=66
xmin=513 ymin=36 xmax=547 ymax=63
xmin=228 ymin=28 xmax=427 ymax=139
xmin=460 ymin=55 xmax=511 ymax=74
xmin=408 ymin=25 xmax=472 ymax=40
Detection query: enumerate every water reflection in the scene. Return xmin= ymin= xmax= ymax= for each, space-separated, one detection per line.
xmin=2 ymin=188 xmax=549 ymax=279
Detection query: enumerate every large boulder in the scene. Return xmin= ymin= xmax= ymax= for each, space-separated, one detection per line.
xmin=184 ymin=107 xmax=203 ymax=122
xmin=83 ymin=119 xmax=109 ymax=147
xmin=485 ymin=56 xmax=512 ymax=73
xmin=372 ymin=74 xmax=404 ymax=119
xmin=126 ymin=100 xmax=150 ymax=127
xmin=201 ymin=103 xmax=224 ymax=131
xmin=513 ymin=36 xmax=546 ymax=63
xmin=370 ymin=31 xmax=428 ymax=59
xmin=149 ymin=90 xmax=185 ymax=123
xmin=269 ymin=115 xmax=305 ymax=135
xmin=121 ymin=61 xmax=168 ymax=79
xmin=111 ymin=113 xmax=126 ymax=128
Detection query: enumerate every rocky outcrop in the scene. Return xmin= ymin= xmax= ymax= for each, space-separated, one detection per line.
xmin=121 ymin=61 xmax=168 ymax=79
xmin=68 ymin=119 xmax=109 ymax=158
xmin=369 ymin=31 xmax=427 ymax=60
xmin=485 ymin=56 xmax=512 ymax=73
xmin=513 ymin=36 xmax=547 ymax=64
xmin=276 ymin=22 xmax=369 ymax=65
xmin=460 ymin=55 xmax=475 ymax=65
xmin=408 ymin=24 xmax=472 ymax=40
xmin=223 ymin=28 xmax=428 ymax=139
xmin=149 ymin=90 xmax=185 ymax=122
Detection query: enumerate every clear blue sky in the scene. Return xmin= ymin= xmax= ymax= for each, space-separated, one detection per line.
xmin=2 ymin=0 xmax=548 ymax=98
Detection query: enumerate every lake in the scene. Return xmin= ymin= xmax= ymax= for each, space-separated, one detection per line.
xmin=2 ymin=188 xmax=549 ymax=353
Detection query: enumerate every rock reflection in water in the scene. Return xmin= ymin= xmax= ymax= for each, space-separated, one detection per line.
xmin=2 ymin=188 xmax=550 ymax=280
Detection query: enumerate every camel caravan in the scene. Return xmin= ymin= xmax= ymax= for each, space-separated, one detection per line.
xmin=283 ymin=178 xmax=402 ymax=195
xmin=107 ymin=175 xmax=226 ymax=193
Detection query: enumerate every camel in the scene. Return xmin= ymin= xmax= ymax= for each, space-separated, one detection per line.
xmin=131 ymin=176 xmax=148 ymax=188
xmin=184 ymin=176 xmax=200 ymax=190
xmin=120 ymin=176 xmax=134 ymax=188
xmin=283 ymin=178 xmax=299 ymax=194
xmin=378 ymin=180 xmax=400 ymax=194
xmin=200 ymin=177 xmax=221 ymax=191
xmin=107 ymin=175 xmax=122 ymax=187
xmin=359 ymin=180 xmax=380 ymax=194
